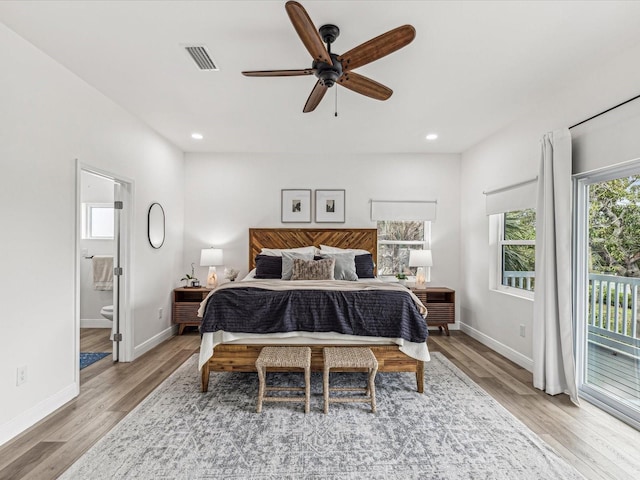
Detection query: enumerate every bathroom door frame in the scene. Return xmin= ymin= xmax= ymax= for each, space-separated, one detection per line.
xmin=75 ymin=161 xmax=134 ymax=381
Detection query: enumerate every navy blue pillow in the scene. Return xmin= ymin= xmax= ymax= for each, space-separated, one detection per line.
xmin=254 ymin=255 xmax=282 ymax=279
xmin=355 ymin=254 xmax=375 ymax=278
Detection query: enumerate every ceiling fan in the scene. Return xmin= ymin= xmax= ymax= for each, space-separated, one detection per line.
xmin=242 ymin=1 xmax=416 ymax=113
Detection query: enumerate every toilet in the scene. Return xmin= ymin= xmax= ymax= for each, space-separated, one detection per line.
xmin=100 ymin=305 xmax=114 ymax=321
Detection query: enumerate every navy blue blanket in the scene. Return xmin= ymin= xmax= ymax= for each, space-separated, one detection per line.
xmin=200 ymin=286 xmax=428 ymax=343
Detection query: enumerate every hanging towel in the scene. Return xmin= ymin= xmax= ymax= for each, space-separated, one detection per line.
xmin=93 ymin=255 xmax=114 ymax=291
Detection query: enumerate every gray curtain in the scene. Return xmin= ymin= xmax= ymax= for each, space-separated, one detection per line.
xmin=533 ymin=128 xmax=579 ymax=405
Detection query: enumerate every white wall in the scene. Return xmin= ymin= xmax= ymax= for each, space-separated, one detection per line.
xmin=0 ymin=23 xmax=185 ymax=445
xmin=459 ymin=41 xmax=640 ymax=369
xmin=184 ymin=151 xmax=461 ymax=296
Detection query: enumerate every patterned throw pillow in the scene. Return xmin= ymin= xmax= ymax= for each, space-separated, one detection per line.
xmin=281 ymin=252 xmax=315 ymax=280
xmin=291 ymin=258 xmax=336 ymax=280
xmin=318 ymin=252 xmax=358 ymax=281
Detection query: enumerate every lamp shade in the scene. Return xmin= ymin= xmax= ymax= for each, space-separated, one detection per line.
xmin=409 ymin=249 xmax=433 ymax=267
xmin=200 ymin=248 xmax=223 ymax=266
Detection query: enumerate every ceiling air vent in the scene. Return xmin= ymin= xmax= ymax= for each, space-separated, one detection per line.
xmin=183 ymin=45 xmax=219 ymax=71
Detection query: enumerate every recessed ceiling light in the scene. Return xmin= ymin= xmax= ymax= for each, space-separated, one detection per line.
xmin=191 ymin=133 xmax=204 ymax=140
xmin=425 ymin=133 xmax=438 ymax=141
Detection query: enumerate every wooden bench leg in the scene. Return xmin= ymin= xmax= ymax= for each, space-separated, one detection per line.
xmin=201 ymin=362 xmax=210 ymax=393
xmin=416 ymin=360 xmax=424 ymax=394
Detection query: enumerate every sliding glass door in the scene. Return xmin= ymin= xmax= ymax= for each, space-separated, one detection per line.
xmin=575 ymin=166 xmax=640 ymax=428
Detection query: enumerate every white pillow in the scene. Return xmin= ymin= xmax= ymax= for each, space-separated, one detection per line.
xmin=319 ymin=252 xmax=358 ymax=281
xmin=243 ymin=268 xmax=257 ymax=280
xmin=319 ymin=244 xmax=371 ymax=256
xmin=260 ymin=246 xmax=317 ymax=256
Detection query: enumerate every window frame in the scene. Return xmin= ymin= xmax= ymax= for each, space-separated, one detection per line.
xmin=82 ymin=203 xmax=115 ymax=240
xmin=495 ymin=211 xmax=535 ymax=300
xmin=377 ymin=221 xmax=431 ymax=279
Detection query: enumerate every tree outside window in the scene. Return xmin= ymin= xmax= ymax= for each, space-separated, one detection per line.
xmin=377 ymin=221 xmax=429 ymax=276
xmin=500 ymin=209 xmax=536 ymax=292
xmin=589 ymin=175 xmax=640 ymax=277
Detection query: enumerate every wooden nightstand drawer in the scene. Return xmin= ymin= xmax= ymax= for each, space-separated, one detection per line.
xmin=173 ymin=303 xmax=201 ymax=323
xmin=425 ymin=303 xmax=454 ymax=323
xmin=412 ymin=290 xmax=428 ymax=304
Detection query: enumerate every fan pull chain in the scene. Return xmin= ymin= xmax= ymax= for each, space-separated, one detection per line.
xmin=335 ymin=86 xmax=338 ymax=117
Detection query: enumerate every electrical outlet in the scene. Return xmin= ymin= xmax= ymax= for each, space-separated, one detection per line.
xmin=16 ymin=366 xmax=27 ymax=386
xmin=519 ymin=324 xmax=526 ymax=337
xmin=158 ymin=307 xmax=163 ymax=319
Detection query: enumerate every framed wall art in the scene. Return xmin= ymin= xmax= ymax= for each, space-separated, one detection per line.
xmin=315 ymin=189 xmax=345 ymax=223
xmin=281 ymin=189 xmax=312 ymax=223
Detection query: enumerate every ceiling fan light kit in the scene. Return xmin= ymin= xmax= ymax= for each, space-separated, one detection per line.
xmin=242 ymin=1 xmax=415 ymax=113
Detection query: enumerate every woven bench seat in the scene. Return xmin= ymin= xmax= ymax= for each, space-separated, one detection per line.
xmin=323 ymin=347 xmax=378 ymax=414
xmin=255 ymin=346 xmax=311 ymax=413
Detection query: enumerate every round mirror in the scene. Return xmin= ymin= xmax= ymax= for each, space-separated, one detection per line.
xmin=148 ymin=202 xmax=165 ymax=249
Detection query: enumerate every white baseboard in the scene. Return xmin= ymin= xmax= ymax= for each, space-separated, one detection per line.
xmin=459 ymin=322 xmax=533 ymax=371
xmin=80 ymin=318 xmax=112 ymax=328
xmin=0 ymin=382 xmax=78 ymax=447
xmin=133 ymin=324 xmax=178 ymax=359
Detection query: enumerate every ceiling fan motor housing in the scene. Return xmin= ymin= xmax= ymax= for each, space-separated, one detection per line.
xmin=313 ymin=53 xmax=343 ymax=88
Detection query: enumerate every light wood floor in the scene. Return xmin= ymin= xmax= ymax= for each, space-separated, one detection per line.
xmin=1 ymin=331 xmax=639 ymax=479
xmin=79 ymin=328 xmax=113 ymax=385
xmin=79 ymin=327 xmax=112 ymax=353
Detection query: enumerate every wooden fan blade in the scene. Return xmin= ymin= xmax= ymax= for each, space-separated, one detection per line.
xmin=338 ymin=72 xmax=392 ymax=100
xmin=338 ymin=25 xmax=416 ymax=71
xmin=285 ymin=1 xmax=332 ymax=65
xmin=242 ymin=69 xmax=314 ymax=77
xmin=303 ymin=80 xmax=328 ymax=113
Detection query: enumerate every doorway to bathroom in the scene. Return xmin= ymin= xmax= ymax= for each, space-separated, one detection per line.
xmin=76 ymin=163 xmax=132 ymax=381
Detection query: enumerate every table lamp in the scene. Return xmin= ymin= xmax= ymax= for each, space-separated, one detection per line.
xmin=409 ymin=249 xmax=433 ymax=287
xmin=200 ymin=248 xmax=223 ymax=288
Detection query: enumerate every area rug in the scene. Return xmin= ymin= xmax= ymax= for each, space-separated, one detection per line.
xmin=79 ymin=352 xmax=110 ymax=370
xmin=61 ymin=353 xmax=584 ymax=479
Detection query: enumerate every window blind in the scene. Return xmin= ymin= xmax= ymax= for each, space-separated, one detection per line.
xmin=484 ymin=177 xmax=537 ymax=215
xmin=370 ymin=200 xmax=437 ymax=221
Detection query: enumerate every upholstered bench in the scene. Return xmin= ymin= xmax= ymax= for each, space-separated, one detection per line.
xmin=323 ymin=347 xmax=378 ymax=414
xmin=255 ymin=346 xmax=311 ymax=413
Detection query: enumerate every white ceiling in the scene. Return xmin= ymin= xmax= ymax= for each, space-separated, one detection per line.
xmin=3 ymin=0 xmax=640 ymax=154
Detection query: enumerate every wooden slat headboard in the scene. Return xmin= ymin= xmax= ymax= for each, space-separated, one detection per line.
xmin=249 ymin=228 xmax=377 ymax=272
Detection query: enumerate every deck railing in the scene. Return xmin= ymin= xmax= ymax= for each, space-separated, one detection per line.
xmin=588 ymin=274 xmax=640 ymax=358
xmin=503 ymin=271 xmax=535 ymax=291
xmin=505 ymin=271 xmax=640 ymax=357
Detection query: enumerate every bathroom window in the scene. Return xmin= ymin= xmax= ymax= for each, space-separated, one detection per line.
xmin=82 ymin=203 xmax=114 ymax=239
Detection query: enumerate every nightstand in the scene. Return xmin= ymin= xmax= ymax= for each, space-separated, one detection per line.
xmin=410 ymin=286 xmax=455 ymax=336
xmin=172 ymin=287 xmax=212 ymax=335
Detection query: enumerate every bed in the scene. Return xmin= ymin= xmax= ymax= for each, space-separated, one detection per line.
xmin=198 ymin=228 xmax=429 ymax=393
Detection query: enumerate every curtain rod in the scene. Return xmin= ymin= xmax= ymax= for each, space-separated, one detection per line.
xmin=483 ymin=176 xmax=538 ymax=196
xmin=569 ymin=92 xmax=640 ymax=129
